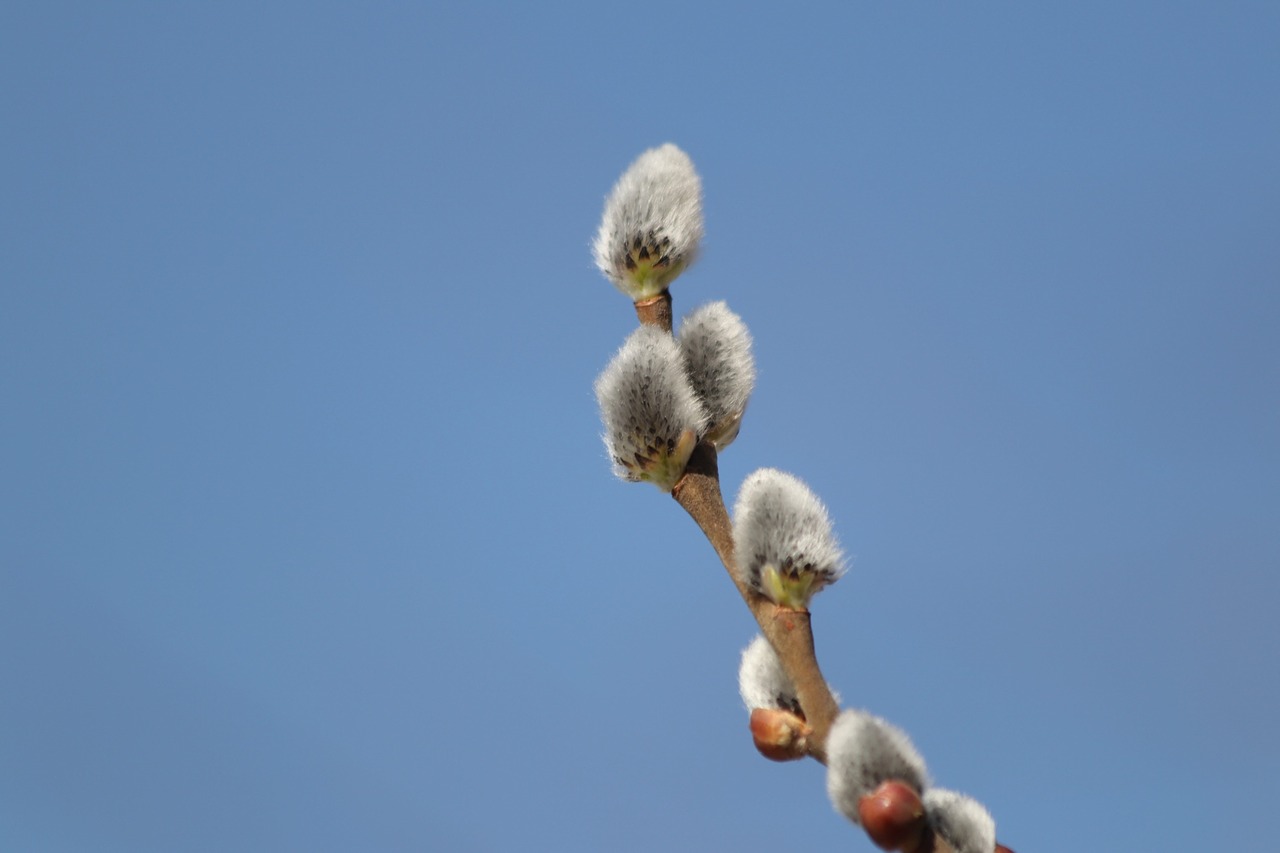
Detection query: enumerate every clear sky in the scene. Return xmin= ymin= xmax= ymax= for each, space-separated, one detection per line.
xmin=2 ymin=3 xmax=1277 ymax=851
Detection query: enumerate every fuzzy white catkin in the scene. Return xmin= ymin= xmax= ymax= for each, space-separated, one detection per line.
xmin=826 ymin=709 xmax=930 ymax=825
xmin=738 ymin=635 xmax=799 ymax=713
xmin=923 ymin=789 xmax=997 ymax=853
xmin=738 ymin=634 xmax=839 ymax=713
xmin=733 ymin=469 xmax=846 ymax=606
xmin=593 ymin=144 xmax=704 ymax=300
xmin=594 ymin=325 xmax=708 ymax=491
xmin=678 ymin=301 xmax=755 ymax=450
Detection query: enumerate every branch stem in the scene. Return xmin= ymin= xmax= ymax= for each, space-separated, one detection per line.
xmin=633 ymin=291 xmax=673 ymax=332
xmin=672 ymin=441 xmax=840 ymax=758
xmin=629 ymin=293 xmax=967 ymax=853
xmin=672 ymin=443 xmax=958 ymax=853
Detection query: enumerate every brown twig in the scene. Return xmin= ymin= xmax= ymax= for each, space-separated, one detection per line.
xmin=634 ymin=293 xmax=969 ymax=853
xmin=633 ymin=290 xmax=673 ymax=332
xmin=672 ymin=441 xmax=841 ymax=756
xmin=671 ymin=442 xmax=960 ymax=853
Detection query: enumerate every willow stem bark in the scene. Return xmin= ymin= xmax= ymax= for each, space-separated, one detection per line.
xmin=672 ymin=441 xmax=841 ymax=757
xmin=633 ymin=291 xmax=673 ymax=332
xmin=637 ymin=295 xmax=961 ymax=853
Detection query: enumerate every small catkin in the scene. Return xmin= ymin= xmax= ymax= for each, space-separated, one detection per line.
xmin=826 ymin=709 xmax=930 ymax=825
xmin=678 ymin=301 xmax=755 ymax=450
xmin=733 ymin=469 xmax=846 ymax=608
xmin=593 ymin=144 xmax=704 ymax=300
xmin=594 ymin=325 xmax=708 ymax=491
xmin=924 ymin=788 xmax=997 ymax=853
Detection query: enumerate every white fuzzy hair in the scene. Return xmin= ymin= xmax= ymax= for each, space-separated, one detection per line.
xmin=594 ymin=325 xmax=708 ymax=491
xmin=732 ymin=468 xmax=846 ymax=603
xmin=826 ymin=709 xmax=930 ymax=824
xmin=737 ymin=635 xmax=799 ymax=713
xmin=678 ymin=301 xmax=755 ymax=450
xmin=924 ymin=788 xmax=997 ymax=853
xmin=593 ymin=144 xmax=704 ymax=300
xmin=738 ymin=634 xmax=838 ymax=713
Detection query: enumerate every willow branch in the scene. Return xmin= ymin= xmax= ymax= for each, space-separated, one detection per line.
xmin=672 ymin=441 xmax=842 ymax=755
xmin=637 ymin=294 xmax=972 ymax=853
xmin=671 ymin=443 xmax=961 ymax=853
xmin=633 ymin=290 xmax=673 ymax=332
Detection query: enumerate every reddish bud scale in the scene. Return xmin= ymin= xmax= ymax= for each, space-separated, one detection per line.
xmin=858 ymin=780 xmax=926 ymax=851
xmin=748 ymin=707 xmax=811 ymax=762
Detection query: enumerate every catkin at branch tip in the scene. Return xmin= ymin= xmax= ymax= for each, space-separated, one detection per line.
xmin=593 ymin=143 xmax=704 ymax=301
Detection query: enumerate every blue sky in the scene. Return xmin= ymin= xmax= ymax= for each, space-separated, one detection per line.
xmin=2 ymin=3 xmax=1277 ymax=851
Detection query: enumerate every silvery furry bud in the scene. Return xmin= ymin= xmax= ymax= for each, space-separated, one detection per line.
xmin=923 ymin=789 xmax=997 ymax=853
xmin=738 ymin=634 xmax=801 ymax=714
xmin=594 ymin=325 xmax=708 ymax=491
xmin=733 ymin=469 xmax=846 ymax=609
xmin=678 ymin=301 xmax=755 ymax=450
xmin=826 ymin=709 xmax=930 ymax=827
xmin=593 ymin=144 xmax=704 ymax=300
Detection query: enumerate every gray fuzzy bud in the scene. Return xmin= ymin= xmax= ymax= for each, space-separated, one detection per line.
xmin=593 ymin=144 xmax=704 ymax=300
xmin=733 ymin=469 xmax=846 ymax=608
xmin=594 ymin=325 xmax=708 ymax=491
xmin=738 ymin=635 xmax=800 ymax=714
xmin=678 ymin=301 xmax=755 ymax=450
xmin=924 ymin=789 xmax=996 ymax=853
xmin=738 ymin=634 xmax=838 ymax=714
xmin=826 ymin=709 xmax=930 ymax=825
